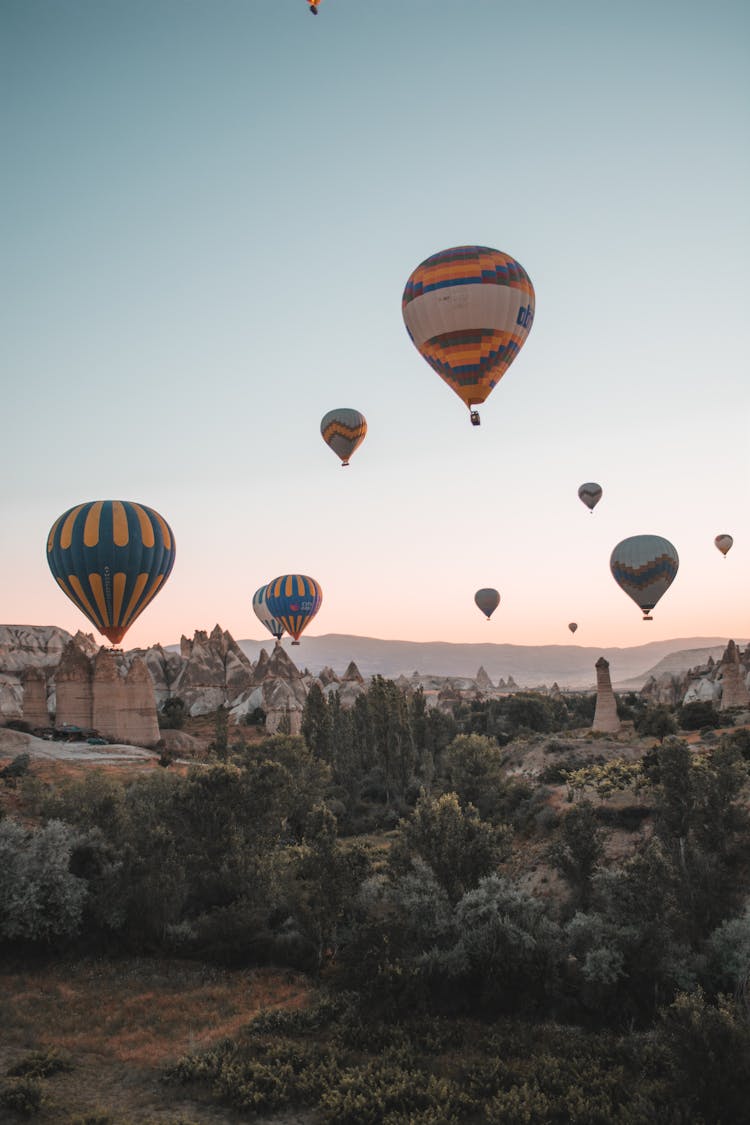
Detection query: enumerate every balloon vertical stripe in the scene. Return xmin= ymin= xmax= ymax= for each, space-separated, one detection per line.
xmin=47 ymin=500 xmax=176 ymax=645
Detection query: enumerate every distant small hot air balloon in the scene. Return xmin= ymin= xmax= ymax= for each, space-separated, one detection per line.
xmin=402 ymin=245 xmax=535 ymax=426
xmin=475 ymin=588 xmax=500 ymax=621
xmin=568 ymin=622 xmax=578 ymax=634
xmin=714 ymin=534 xmax=733 ymax=558
xmin=253 ymin=584 xmax=285 ymax=641
xmin=578 ymin=483 xmax=602 ymax=512
xmin=265 ymin=574 xmax=322 ymax=645
xmin=307 ymin=1 xmax=320 ymax=13
xmin=46 ymin=500 xmax=176 ymax=646
xmin=610 ymin=535 xmax=679 ymax=621
xmin=320 ymin=408 xmax=367 ymax=466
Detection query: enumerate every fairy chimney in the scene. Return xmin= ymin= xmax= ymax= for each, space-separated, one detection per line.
xmin=719 ymin=640 xmax=750 ymax=710
xmin=592 ymin=657 xmax=620 ymax=733
xmin=21 ymin=668 xmax=50 ymax=728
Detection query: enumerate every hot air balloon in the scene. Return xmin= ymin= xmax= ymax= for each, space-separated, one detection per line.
xmin=578 ymin=483 xmax=602 ymax=512
xmin=609 ymin=535 xmax=678 ymax=621
xmin=402 ymin=245 xmax=535 ymax=426
xmin=568 ymin=622 xmax=578 ymax=634
xmin=715 ymin=534 xmax=733 ymax=557
xmin=265 ymin=574 xmax=322 ymax=645
xmin=253 ymin=584 xmax=285 ymax=641
xmin=47 ymin=500 xmax=176 ymax=646
xmin=307 ymin=0 xmax=320 ymax=12
xmin=475 ymin=588 xmax=500 ymax=620
xmin=321 ymin=408 xmax=367 ymax=467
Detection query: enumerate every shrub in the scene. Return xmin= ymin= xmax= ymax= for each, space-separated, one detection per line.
xmin=6 ymin=1048 xmax=73 ymax=1077
xmin=0 ymin=1076 xmax=45 ymax=1117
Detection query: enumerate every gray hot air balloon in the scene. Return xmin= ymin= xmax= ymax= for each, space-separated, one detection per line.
xmin=578 ymin=482 xmax=602 ymax=512
xmin=610 ymin=535 xmax=679 ymax=620
xmin=714 ymin=534 xmax=733 ymax=558
xmin=475 ymin=588 xmax=500 ymax=620
xmin=568 ymin=622 xmax=578 ymax=634
xmin=320 ymin=408 xmax=367 ymax=466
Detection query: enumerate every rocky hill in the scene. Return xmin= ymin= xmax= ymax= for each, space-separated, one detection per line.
xmin=2 ymin=626 xmax=748 ymax=738
xmin=235 ymin=633 xmax=738 ymax=688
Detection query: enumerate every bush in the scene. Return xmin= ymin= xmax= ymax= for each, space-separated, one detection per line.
xmin=0 ymin=1076 xmax=45 ymax=1117
xmin=677 ymin=701 xmax=721 ymax=731
xmin=6 ymin=1048 xmax=73 ymax=1078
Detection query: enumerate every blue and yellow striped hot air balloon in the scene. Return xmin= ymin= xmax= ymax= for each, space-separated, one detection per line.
xmin=402 ymin=246 xmax=535 ymax=424
xmin=46 ymin=500 xmax=176 ymax=646
xmin=609 ymin=535 xmax=678 ymax=621
xmin=320 ymin=408 xmax=367 ymax=467
xmin=265 ymin=574 xmax=322 ymax=645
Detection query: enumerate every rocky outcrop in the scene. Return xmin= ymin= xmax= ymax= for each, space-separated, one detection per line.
xmin=476 ymin=666 xmax=494 ymax=691
xmin=718 ymin=641 xmax=750 ymax=710
xmin=21 ymin=668 xmax=50 ymax=727
xmin=173 ymin=626 xmax=255 ymax=716
xmin=54 ymin=638 xmax=160 ymax=746
xmin=592 ymin=657 xmax=620 ymax=733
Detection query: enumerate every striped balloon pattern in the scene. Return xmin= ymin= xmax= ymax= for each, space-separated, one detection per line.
xmin=265 ymin=574 xmax=322 ymax=644
xmin=320 ymin=408 xmax=367 ymax=466
xmin=609 ymin=535 xmax=679 ymax=620
xmin=578 ymin=483 xmax=602 ymax=512
xmin=402 ymin=246 xmax=535 ymax=412
xmin=252 ymin=584 xmax=285 ymax=640
xmin=47 ymin=500 xmax=176 ymax=645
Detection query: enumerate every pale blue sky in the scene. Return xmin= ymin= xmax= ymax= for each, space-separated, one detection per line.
xmin=2 ymin=0 xmax=748 ymax=651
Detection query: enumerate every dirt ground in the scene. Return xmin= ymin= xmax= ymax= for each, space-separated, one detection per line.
xmin=0 ymin=956 xmax=315 ymax=1124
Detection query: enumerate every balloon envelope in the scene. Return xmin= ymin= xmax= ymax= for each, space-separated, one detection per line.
xmin=320 ymin=408 xmax=367 ymax=466
xmin=609 ymin=535 xmax=678 ymax=620
xmin=253 ymin=584 xmax=285 ymax=640
xmin=475 ymin=588 xmax=500 ymax=620
xmin=578 ymin=483 xmax=602 ymax=511
xmin=714 ymin=534 xmax=733 ymax=557
xmin=47 ymin=500 xmax=176 ymax=645
xmin=265 ymin=574 xmax=322 ymax=644
xmin=568 ymin=622 xmax=578 ymax=634
xmin=402 ymin=246 xmax=535 ymax=413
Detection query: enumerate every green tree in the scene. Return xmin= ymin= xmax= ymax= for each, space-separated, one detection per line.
xmin=159 ymin=696 xmax=187 ymax=730
xmin=0 ymin=819 xmax=87 ymax=944
xmin=301 ymin=682 xmax=332 ymax=761
xmin=209 ymin=707 xmax=229 ymax=760
xmin=393 ymin=792 xmax=511 ymax=903
xmin=677 ymin=700 xmax=721 ymax=731
xmin=635 ymin=705 xmax=678 ymax=742
xmin=548 ymin=799 xmax=604 ymax=910
xmin=442 ymin=733 xmax=506 ymax=820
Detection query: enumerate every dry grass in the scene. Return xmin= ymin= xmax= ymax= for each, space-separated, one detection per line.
xmin=0 ymin=957 xmax=312 ymax=1122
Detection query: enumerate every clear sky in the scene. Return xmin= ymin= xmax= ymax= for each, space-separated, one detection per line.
xmin=2 ymin=0 xmax=748 ymax=652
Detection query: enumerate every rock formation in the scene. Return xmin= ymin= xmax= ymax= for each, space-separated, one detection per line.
xmin=476 ymin=666 xmax=494 ymax=691
xmin=718 ymin=640 xmax=750 ymax=710
xmin=173 ymin=626 xmax=255 ymax=715
xmin=55 ymin=639 xmax=160 ymax=746
xmin=21 ymin=668 xmax=50 ymax=727
xmin=592 ymin=657 xmax=620 ymax=733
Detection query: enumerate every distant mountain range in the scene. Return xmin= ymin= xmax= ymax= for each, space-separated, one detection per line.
xmin=235 ymin=634 xmax=741 ymax=690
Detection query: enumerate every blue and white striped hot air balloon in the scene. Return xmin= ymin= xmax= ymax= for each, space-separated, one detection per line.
xmin=252 ymin=584 xmax=286 ymax=641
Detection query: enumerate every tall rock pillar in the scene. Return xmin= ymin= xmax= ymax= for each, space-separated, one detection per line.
xmin=55 ymin=640 xmax=94 ymax=729
xmin=92 ymin=650 xmax=126 ymax=741
xmin=719 ymin=640 xmax=750 ymax=710
xmin=121 ymin=657 xmax=160 ymax=746
xmin=592 ymin=657 xmax=620 ymax=733
xmin=21 ymin=668 xmax=50 ymax=728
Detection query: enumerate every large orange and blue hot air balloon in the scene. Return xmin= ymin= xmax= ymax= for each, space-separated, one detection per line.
xmin=253 ymin=584 xmax=285 ymax=641
xmin=320 ymin=408 xmax=367 ymax=467
xmin=402 ymin=245 xmax=535 ymax=424
xmin=609 ymin=535 xmax=678 ymax=621
xmin=265 ymin=574 xmax=322 ymax=645
xmin=47 ymin=500 xmax=176 ymax=646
